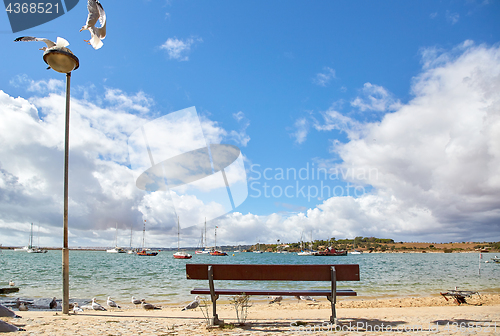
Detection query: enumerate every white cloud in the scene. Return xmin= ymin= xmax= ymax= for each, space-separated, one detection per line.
xmin=313 ymin=67 xmax=336 ymax=86
xmin=291 ymin=118 xmax=309 ymax=144
xmin=351 ymin=82 xmax=402 ymax=112
xmin=160 ymin=37 xmax=202 ymax=61
xmin=446 ymin=11 xmax=460 ymax=25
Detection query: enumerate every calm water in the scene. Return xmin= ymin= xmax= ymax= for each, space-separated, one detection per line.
xmin=1 ymin=250 xmax=499 ymax=306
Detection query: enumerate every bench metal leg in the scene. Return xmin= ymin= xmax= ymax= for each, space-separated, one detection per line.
xmin=330 ymin=266 xmax=337 ymax=324
xmin=208 ymin=266 xmax=223 ymax=326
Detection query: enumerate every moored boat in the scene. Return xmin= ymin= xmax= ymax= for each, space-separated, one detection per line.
xmin=173 ymin=217 xmax=192 ymax=259
xmin=314 ymin=247 xmax=348 ymax=256
xmin=136 ymin=249 xmax=158 ymax=256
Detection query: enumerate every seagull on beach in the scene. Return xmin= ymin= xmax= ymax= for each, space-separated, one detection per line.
xmin=268 ymin=296 xmax=282 ymax=304
xmin=0 ymin=304 xmax=21 ymax=318
xmin=107 ymin=296 xmax=121 ymax=309
xmin=91 ymin=298 xmax=107 ymax=311
xmin=181 ymin=296 xmax=201 ymax=311
xmin=0 ymin=320 xmax=25 ymax=333
xmin=18 ymin=302 xmax=28 ymax=311
xmin=80 ymin=0 xmax=106 ymax=49
xmin=72 ymin=302 xmax=84 ymax=314
xmin=131 ymin=296 xmax=142 ymax=306
xmin=8 ymin=280 xmax=15 ymax=287
xmin=49 ymin=297 xmax=57 ymax=309
xmin=295 ymin=295 xmax=317 ymax=302
xmin=140 ymin=299 xmax=161 ymax=310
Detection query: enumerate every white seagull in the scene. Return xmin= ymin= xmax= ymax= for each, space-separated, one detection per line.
xmin=181 ymin=296 xmax=201 ymax=311
xmin=107 ymin=296 xmax=120 ymax=309
xmin=72 ymin=302 xmax=84 ymax=313
xmin=131 ymin=296 xmax=142 ymax=306
xmin=80 ymin=0 xmax=106 ymax=49
xmin=14 ymin=36 xmax=70 ymax=52
xmin=91 ymin=298 xmax=107 ymax=311
xmin=0 ymin=304 xmax=21 ymax=318
xmin=141 ymin=299 xmax=161 ymax=310
xmin=18 ymin=302 xmax=28 ymax=311
xmin=8 ymin=280 xmax=15 ymax=287
xmin=296 ymin=295 xmax=317 ymax=302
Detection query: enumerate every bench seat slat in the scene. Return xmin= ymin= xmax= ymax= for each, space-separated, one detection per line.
xmin=191 ymin=288 xmax=357 ymax=297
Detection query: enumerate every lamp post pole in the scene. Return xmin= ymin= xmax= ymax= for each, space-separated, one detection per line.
xmin=62 ymin=72 xmax=71 ymax=314
xmin=42 ymin=46 xmax=79 ymax=315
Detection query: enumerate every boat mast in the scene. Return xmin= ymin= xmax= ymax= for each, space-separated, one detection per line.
xmin=177 ymin=216 xmax=180 ymax=252
xmin=29 ymin=223 xmax=33 ymax=248
xmin=130 ymin=225 xmax=133 ymax=249
xmin=142 ymin=220 xmax=146 ymax=249
xmin=204 ymin=218 xmax=207 ymax=249
xmin=214 ymin=226 xmax=217 ymax=251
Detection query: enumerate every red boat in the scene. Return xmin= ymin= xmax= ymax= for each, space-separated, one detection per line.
xmin=314 ymin=248 xmax=347 ymax=256
xmin=136 ymin=249 xmax=158 ymax=256
xmin=173 ymin=251 xmax=192 ymax=259
xmin=209 ymin=250 xmax=228 ymax=256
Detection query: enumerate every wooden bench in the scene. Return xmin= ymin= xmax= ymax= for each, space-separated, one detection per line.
xmin=186 ymin=264 xmax=360 ymax=325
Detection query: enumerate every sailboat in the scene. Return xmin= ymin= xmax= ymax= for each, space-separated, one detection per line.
xmin=350 ymin=238 xmax=363 ymax=255
xmin=136 ymin=219 xmax=158 ymax=256
xmin=195 ymin=219 xmax=210 ymax=254
xmin=27 ymin=223 xmax=47 ymax=253
xmin=209 ymin=226 xmax=227 ymax=256
xmin=107 ymin=223 xmax=126 ymax=253
xmin=127 ymin=225 xmax=136 ymax=254
xmin=297 ymin=231 xmax=315 ymax=256
xmin=173 ymin=217 xmax=192 ymax=259
xmin=253 ymin=241 xmax=263 ymax=253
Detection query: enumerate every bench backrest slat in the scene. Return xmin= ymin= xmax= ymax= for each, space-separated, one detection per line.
xmin=186 ymin=264 xmax=359 ymax=281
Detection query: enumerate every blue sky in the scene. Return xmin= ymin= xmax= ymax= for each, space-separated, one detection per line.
xmin=1 ymin=0 xmax=500 ymax=248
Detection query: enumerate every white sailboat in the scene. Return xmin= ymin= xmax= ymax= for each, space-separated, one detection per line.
xmin=27 ymin=223 xmax=47 ymax=253
xmin=107 ymin=223 xmax=126 ymax=253
xmin=195 ymin=218 xmax=210 ymax=254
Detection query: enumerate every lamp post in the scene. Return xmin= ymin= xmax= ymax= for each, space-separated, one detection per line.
xmin=43 ymin=47 xmax=79 ymax=315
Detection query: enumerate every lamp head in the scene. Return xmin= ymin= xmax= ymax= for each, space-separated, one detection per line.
xmin=43 ymin=48 xmax=79 ymax=73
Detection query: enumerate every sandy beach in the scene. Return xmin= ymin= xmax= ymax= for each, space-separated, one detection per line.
xmin=2 ymin=294 xmax=499 ymax=335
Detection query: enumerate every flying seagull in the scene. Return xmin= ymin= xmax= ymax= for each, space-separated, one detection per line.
xmin=14 ymin=36 xmax=73 ymax=70
xmin=181 ymin=296 xmax=201 ymax=311
xmin=14 ymin=36 xmax=70 ymax=51
xmin=80 ymin=0 xmax=106 ymax=49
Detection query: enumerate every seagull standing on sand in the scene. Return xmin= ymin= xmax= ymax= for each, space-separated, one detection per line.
xmin=268 ymin=296 xmax=283 ymax=304
xmin=131 ymin=296 xmax=141 ymax=307
xmin=91 ymin=298 xmax=107 ymax=311
xmin=0 ymin=320 xmax=25 ymax=333
xmin=141 ymin=299 xmax=160 ymax=310
xmin=49 ymin=297 xmax=57 ymax=309
xmin=72 ymin=302 xmax=84 ymax=314
xmin=296 ymin=295 xmax=317 ymax=302
xmin=107 ymin=296 xmax=121 ymax=309
xmin=80 ymin=0 xmax=106 ymax=49
xmin=0 ymin=304 xmax=21 ymax=318
xmin=181 ymin=296 xmax=201 ymax=311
